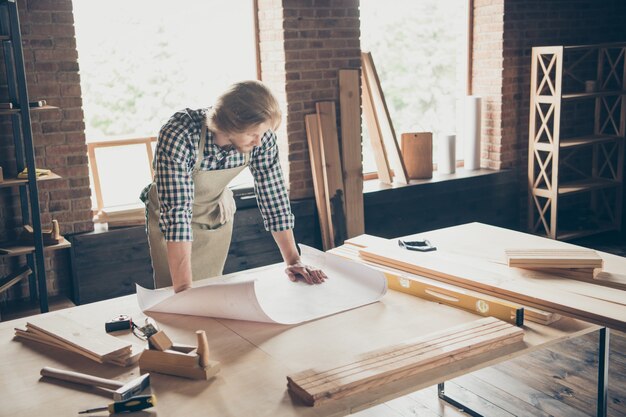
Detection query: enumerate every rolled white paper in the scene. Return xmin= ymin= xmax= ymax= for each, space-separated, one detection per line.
xmin=439 ymin=134 xmax=456 ymax=174
xmin=464 ymin=95 xmax=482 ymax=170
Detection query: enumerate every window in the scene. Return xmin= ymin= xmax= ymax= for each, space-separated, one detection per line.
xmin=360 ymin=0 xmax=468 ymax=174
xmin=73 ymin=0 xmax=257 ymax=213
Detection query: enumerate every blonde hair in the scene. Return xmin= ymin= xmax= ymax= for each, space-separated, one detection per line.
xmin=206 ymin=80 xmax=282 ymax=134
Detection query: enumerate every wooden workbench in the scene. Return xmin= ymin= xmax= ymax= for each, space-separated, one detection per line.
xmin=0 ymin=223 xmax=610 ymax=417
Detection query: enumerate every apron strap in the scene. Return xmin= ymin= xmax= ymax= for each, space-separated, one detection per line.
xmin=195 ymin=124 xmax=209 ymax=173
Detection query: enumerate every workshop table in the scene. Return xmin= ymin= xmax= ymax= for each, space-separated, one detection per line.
xmin=0 ymin=223 xmax=616 ymax=417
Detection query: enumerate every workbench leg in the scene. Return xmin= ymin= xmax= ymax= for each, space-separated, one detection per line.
xmin=437 ymin=382 xmax=484 ymax=417
xmin=597 ymin=327 xmax=609 ymax=417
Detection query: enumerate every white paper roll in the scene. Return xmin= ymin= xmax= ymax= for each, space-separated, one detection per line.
xmin=439 ymin=134 xmax=456 ymax=174
xmin=464 ymin=95 xmax=482 ymax=170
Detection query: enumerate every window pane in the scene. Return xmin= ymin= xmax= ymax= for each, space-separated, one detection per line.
xmin=74 ymin=1 xmax=257 ymax=208
xmin=360 ymin=0 xmax=467 ymax=170
xmin=94 ymin=145 xmax=152 ymax=209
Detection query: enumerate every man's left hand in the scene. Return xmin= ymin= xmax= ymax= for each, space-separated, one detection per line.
xmin=285 ymin=261 xmax=328 ymax=285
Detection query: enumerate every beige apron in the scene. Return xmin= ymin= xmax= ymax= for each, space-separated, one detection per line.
xmin=146 ymin=124 xmax=249 ymax=288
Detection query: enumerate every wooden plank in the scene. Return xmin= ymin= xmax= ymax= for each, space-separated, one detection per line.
xmin=0 ymin=265 xmax=31 ymax=294
xmin=505 ymin=248 xmax=604 ymax=269
xmin=287 ymin=317 xmax=523 ymax=406
xmin=401 ymin=133 xmax=433 ymax=179
xmin=338 ymin=69 xmax=365 ymax=238
xmin=316 ymin=101 xmax=347 ymax=247
xmin=334 ymin=238 xmax=560 ymax=325
xmin=328 ymin=245 xmax=524 ymax=326
xmin=22 ymin=316 xmax=132 ymax=359
xmin=361 ymin=51 xmax=409 ymax=184
xmin=305 ymin=114 xmax=334 ymax=250
xmin=358 ymin=242 xmax=626 ymax=331
xmin=361 ymin=63 xmax=393 ymax=184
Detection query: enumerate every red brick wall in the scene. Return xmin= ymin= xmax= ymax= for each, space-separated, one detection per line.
xmin=472 ymin=0 xmax=626 ymax=229
xmin=472 ymin=0 xmax=505 ymax=170
xmin=0 ymin=0 xmax=92 ymax=302
xmin=258 ymin=0 xmax=361 ymax=200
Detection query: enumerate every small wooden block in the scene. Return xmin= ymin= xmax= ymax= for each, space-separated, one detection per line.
xmin=401 ymin=132 xmax=433 ymax=179
xmin=148 ymin=330 xmax=173 ymax=351
xmin=139 ymin=349 xmax=220 ymax=380
xmin=0 ymin=166 xmax=4 ymax=182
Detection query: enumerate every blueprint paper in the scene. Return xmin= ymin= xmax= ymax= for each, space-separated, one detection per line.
xmin=136 ymin=245 xmax=387 ymax=324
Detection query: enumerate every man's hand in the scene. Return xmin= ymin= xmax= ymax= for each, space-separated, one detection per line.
xmin=174 ymin=282 xmax=191 ymax=293
xmin=285 ymin=260 xmax=328 ymax=284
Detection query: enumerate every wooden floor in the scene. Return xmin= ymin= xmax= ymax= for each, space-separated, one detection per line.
xmin=353 ymin=328 xmax=626 ymax=417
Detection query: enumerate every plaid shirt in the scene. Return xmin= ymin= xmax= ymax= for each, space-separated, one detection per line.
xmin=140 ymin=108 xmax=294 ymax=242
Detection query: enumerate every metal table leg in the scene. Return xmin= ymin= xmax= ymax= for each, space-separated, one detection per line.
xmin=597 ymin=327 xmax=609 ymax=417
xmin=437 ymin=382 xmax=484 ymax=417
xmin=437 ymin=328 xmax=610 ymax=417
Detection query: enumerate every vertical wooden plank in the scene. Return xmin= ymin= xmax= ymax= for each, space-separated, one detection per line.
xmin=338 ymin=69 xmax=365 ymax=238
xmin=528 ymin=48 xmax=539 ymax=234
xmin=361 ymin=70 xmax=393 ymax=184
xmin=361 ymin=51 xmax=409 ymax=184
xmin=305 ymin=114 xmax=334 ymax=251
xmin=551 ymin=47 xmax=563 ymax=239
xmin=316 ymin=101 xmax=347 ymax=247
xmin=87 ymin=144 xmax=104 ymax=212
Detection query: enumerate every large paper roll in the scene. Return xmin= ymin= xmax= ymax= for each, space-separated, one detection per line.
xmin=464 ymin=96 xmax=482 ymax=170
xmin=439 ymin=134 xmax=456 ymax=174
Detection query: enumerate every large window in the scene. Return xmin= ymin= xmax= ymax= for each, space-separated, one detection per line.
xmin=360 ymin=0 xmax=468 ymax=174
xmin=73 ymin=0 xmax=257 ymax=212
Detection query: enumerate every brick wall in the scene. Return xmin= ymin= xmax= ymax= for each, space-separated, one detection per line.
xmin=258 ymin=0 xmax=361 ymax=200
xmin=472 ymin=0 xmax=505 ymax=171
xmin=0 ymin=0 xmax=92 ymax=302
xmin=472 ymin=0 xmax=626 ymax=230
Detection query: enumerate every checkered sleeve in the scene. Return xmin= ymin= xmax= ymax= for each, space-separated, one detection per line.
xmin=154 ymin=113 xmax=196 ymax=241
xmin=249 ymin=130 xmax=295 ymax=232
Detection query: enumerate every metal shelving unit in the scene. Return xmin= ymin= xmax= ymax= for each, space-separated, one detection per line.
xmin=0 ymin=0 xmax=67 ymax=313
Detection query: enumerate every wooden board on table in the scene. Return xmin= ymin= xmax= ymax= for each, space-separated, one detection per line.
xmin=505 ymin=249 xmax=604 ymax=269
xmin=361 ymin=60 xmax=392 ymax=184
xmin=361 ymin=51 xmax=409 ymax=184
xmin=339 ymin=235 xmax=560 ymax=325
xmin=305 ymin=114 xmax=334 ymax=251
xmin=14 ymin=315 xmax=134 ymax=363
xmin=338 ymin=69 xmax=365 ymax=238
xmin=329 ymin=244 xmax=524 ymax=326
xmin=358 ymin=241 xmax=626 ymax=332
xmin=287 ymin=317 xmax=524 ymax=406
xmin=316 ymin=101 xmax=347 ymax=247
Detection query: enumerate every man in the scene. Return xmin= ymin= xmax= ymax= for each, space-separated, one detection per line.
xmin=141 ymin=80 xmax=327 ymax=292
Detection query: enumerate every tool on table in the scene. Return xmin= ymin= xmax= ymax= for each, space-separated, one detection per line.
xmin=139 ymin=329 xmax=220 ymax=380
xmin=17 ymin=167 xmax=51 ymax=178
xmin=40 ymin=367 xmax=150 ymax=401
xmin=78 ymin=395 xmax=156 ymax=414
xmin=19 ymin=219 xmax=62 ymax=245
xmin=105 ymin=315 xmax=133 ymax=333
xmin=398 ymin=238 xmax=436 ymax=252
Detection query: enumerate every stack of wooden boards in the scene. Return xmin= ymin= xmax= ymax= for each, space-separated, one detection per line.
xmin=305 ymin=70 xmax=364 ymax=250
xmin=13 ymin=315 xmax=142 ymax=366
xmin=505 ymin=248 xmax=608 ymax=282
xmin=346 ymin=229 xmax=626 ymax=332
xmin=287 ymin=317 xmax=524 ymax=406
xmin=305 ymin=52 xmax=435 ymax=249
xmin=329 ymin=237 xmax=560 ymax=326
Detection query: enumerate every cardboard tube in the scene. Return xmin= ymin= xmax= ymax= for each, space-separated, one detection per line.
xmin=439 ymin=134 xmax=456 ymax=174
xmin=464 ymin=96 xmax=482 ymax=170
